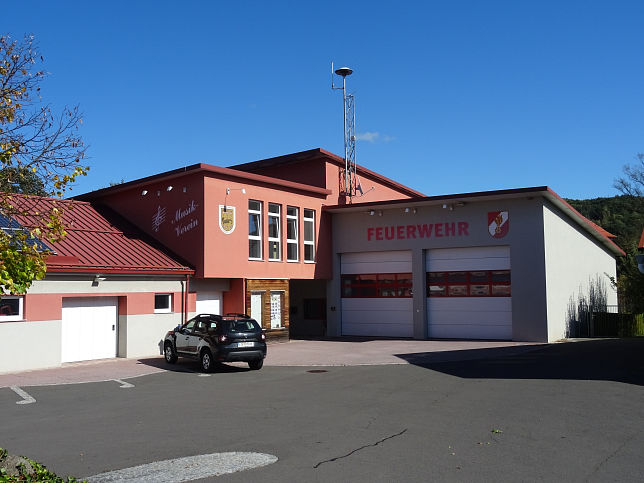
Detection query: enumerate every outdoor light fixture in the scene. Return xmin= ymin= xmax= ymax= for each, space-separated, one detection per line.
xmin=141 ymin=190 xmax=148 ymax=196
xmin=226 ymin=187 xmax=246 ymax=195
xmin=93 ymin=274 xmax=106 ymax=284
xmin=166 ymin=186 xmax=173 ymax=191
xmin=369 ymin=210 xmax=375 ymax=216
xmin=378 ymin=211 xmax=383 ymax=217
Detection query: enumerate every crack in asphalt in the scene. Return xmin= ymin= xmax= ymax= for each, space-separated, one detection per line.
xmin=313 ymin=429 xmax=408 ymax=469
xmin=586 ymin=430 xmax=640 ymax=478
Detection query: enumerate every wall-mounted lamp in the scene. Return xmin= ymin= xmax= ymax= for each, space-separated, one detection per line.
xmin=182 ymin=187 xmax=187 ymax=193
xmin=378 ymin=210 xmax=383 ymax=217
xmin=404 ymin=207 xmax=417 ymax=214
xmin=226 ymin=187 xmax=246 ymax=195
xmin=156 ymin=190 xmax=161 ymax=197
xmin=93 ymin=274 xmax=107 ymax=285
xmin=166 ymin=185 xmax=173 ymax=192
xmin=141 ymin=190 xmax=148 ymax=196
xmin=369 ymin=210 xmax=375 ymax=216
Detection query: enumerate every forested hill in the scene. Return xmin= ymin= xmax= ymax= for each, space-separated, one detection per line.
xmin=566 ymin=195 xmax=644 ymax=255
xmin=566 ymin=195 xmax=644 ymax=312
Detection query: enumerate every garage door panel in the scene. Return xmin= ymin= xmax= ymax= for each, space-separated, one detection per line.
xmin=342 ymin=250 xmax=412 ymax=274
xmin=343 ymin=322 xmax=414 ymax=338
xmin=62 ymin=297 xmax=117 ymax=363
xmin=196 ymin=291 xmax=222 ymax=315
xmin=427 ymin=246 xmax=512 ymax=340
xmin=341 ymin=251 xmax=413 ymax=338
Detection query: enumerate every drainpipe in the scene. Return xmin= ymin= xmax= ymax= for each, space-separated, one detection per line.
xmin=184 ymin=274 xmax=190 ymax=324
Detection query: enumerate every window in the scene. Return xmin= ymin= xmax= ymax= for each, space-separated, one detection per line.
xmin=155 ymin=293 xmax=172 ymax=313
xmin=286 ymin=206 xmax=299 ymax=262
xmin=248 ymin=200 xmax=262 ymax=260
xmin=0 ymin=296 xmax=24 ymax=321
xmin=268 ymin=203 xmax=281 ymax=261
xmin=303 ymin=209 xmax=315 ymax=262
xmin=427 ymin=270 xmax=511 ymax=297
xmin=341 ymin=273 xmax=413 ymax=298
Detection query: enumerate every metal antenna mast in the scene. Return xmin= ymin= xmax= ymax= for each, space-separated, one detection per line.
xmin=331 ymin=63 xmax=357 ymax=200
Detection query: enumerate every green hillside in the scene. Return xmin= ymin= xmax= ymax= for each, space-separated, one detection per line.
xmin=566 ymin=195 xmax=644 ymax=313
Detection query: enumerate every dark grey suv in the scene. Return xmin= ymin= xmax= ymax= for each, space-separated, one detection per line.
xmin=164 ymin=313 xmax=267 ymax=372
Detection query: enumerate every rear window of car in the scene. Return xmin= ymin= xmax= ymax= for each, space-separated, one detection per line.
xmin=228 ymin=320 xmax=260 ymax=332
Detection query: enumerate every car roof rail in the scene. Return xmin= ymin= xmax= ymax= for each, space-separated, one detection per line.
xmin=224 ymin=312 xmax=250 ymax=319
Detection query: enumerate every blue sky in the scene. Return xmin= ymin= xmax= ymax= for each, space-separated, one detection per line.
xmin=4 ymin=1 xmax=644 ymax=199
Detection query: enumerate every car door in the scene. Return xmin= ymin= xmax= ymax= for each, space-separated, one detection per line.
xmin=175 ymin=319 xmax=196 ymax=355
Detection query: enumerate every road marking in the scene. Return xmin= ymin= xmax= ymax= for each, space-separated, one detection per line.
xmin=113 ymin=379 xmax=134 ymax=388
xmin=10 ymin=386 xmax=36 ymax=405
xmin=86 ymin=452 xmax=278 ymax=482
xmin=198 ymin=373 xmax=211 ymax=377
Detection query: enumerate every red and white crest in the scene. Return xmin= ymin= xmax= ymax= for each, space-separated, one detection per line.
xmin=488 ymin=211 xmax=509 ymax=238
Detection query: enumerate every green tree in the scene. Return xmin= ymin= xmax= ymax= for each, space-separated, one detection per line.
xmin=0 ymin=166 xmax=46 ymax=195
xmin=567 ymin=195 xmax=644 ymax=313
xmin=614 ymin=153 xmax=644 ymax=196
xmin=0 ymin=34 xmax=89 ymax=294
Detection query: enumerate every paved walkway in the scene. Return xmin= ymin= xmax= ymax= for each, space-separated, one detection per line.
xmin=0 ymin=338 xmax=543 ymax=388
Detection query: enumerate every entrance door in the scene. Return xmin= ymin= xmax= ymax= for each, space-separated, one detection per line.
xmin=61 ymin=297 xmax=118 ymax=363
xmin=270 ymin=291 xmax=283 ymax=329
xmin=250 ymin=292 xmax=263 ymax=327
xmin=196 ymin=291 xmax=222 ymax=315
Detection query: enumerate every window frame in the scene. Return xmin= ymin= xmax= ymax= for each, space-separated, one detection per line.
xmin=154 ymin=293 xmax=172 ymax=313
xmin=268 ymin=203 xmax=281 ymax=261
xmin=0 ymin=295 xmax=24 ymax=322
xmin=303 ymin=208 xmax=316 ymax=263
xmin=341 ymin=273 xmax=413 ymax=298
xmin=426 ymin=270 xmax=511 ymax=297
xmin=286 ymin=206 xmax=299 ymax=262
xmin=248 ymin=200 xmax=263 ymax=261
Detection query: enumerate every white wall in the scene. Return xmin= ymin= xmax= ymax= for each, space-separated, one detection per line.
xmin=0 ymin=320 xmax=61 ymax=373
xmin=28 ymin=276 xmax=185 ymax=295
xmin=119 ymin=313 xmax=179 ymax=358
xmin=543 ymin=204 xmax=618 ymax=341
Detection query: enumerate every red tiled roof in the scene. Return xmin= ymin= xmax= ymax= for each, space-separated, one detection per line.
xmin=5 ymin=194 xmax=193 ymax=275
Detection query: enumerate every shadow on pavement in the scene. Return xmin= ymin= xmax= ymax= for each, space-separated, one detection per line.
xmin=135 ymin=357 xmax=249 ymax=374
xmin=397 ymin=338 xmax=644 ymax=386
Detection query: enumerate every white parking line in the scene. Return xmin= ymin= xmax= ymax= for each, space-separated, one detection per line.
xmin=113 ymin=379 xmax=135 ymax=388
xmin=86 ymin=452 xmax=278 ymax=482
xmin=10 ymin=386 xmax=36 ymax=405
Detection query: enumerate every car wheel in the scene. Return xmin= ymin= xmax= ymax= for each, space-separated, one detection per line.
xmin=164 ymin=342 xmax=177 ymax=364
xmin=248 ymin=358 xmax=263 ymax=370
xmin=200 ymin=349 xmax=214 ymax=372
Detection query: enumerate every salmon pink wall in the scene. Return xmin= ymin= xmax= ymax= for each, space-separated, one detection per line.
xmin=324 ymin=163 xmax=416 ymax=205
xmin=203 ymin=176 xmax=331 ymax=279
xmin=95 ymin=173 xmax=205 ymax=276
xmin=238 ymin=158 xmax=327 ymax=188
xmin=24 ymin=294 xmax=62 ymax=321
xmin=223 ymin=278 xmax=245 ymax=314
xmin=23 ymin=292 xmax=186 ymax=320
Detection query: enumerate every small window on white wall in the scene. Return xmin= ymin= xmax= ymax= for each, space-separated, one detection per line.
xmin=0 ymin=296 xmax=24 ymax=321
xmin=155 ymin=294 xmax=172 ymax=313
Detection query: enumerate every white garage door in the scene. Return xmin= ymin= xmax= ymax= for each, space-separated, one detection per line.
xmin=341 ymin=251 xmax=413 ymax=337
xmin=426 ymin=246 xmax=512 ymax=340
xmin=61 ymin=297 xmax=118 ymax=363
xmin=196 ymin=291 xmax=222 ymax=315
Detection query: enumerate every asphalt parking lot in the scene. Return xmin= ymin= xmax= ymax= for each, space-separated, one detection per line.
xmin=1 ymin=338 xmax=643 ymax=482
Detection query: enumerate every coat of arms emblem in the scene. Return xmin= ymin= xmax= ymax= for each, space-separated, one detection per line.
xmin=488 ymin=211 xmax=509 ymax=238
xmin=219 ymin=205 xmax=236 ymax=234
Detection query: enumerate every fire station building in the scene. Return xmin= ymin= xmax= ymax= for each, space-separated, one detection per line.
xmin=0 ymin=149 xmax=622 ymax=372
